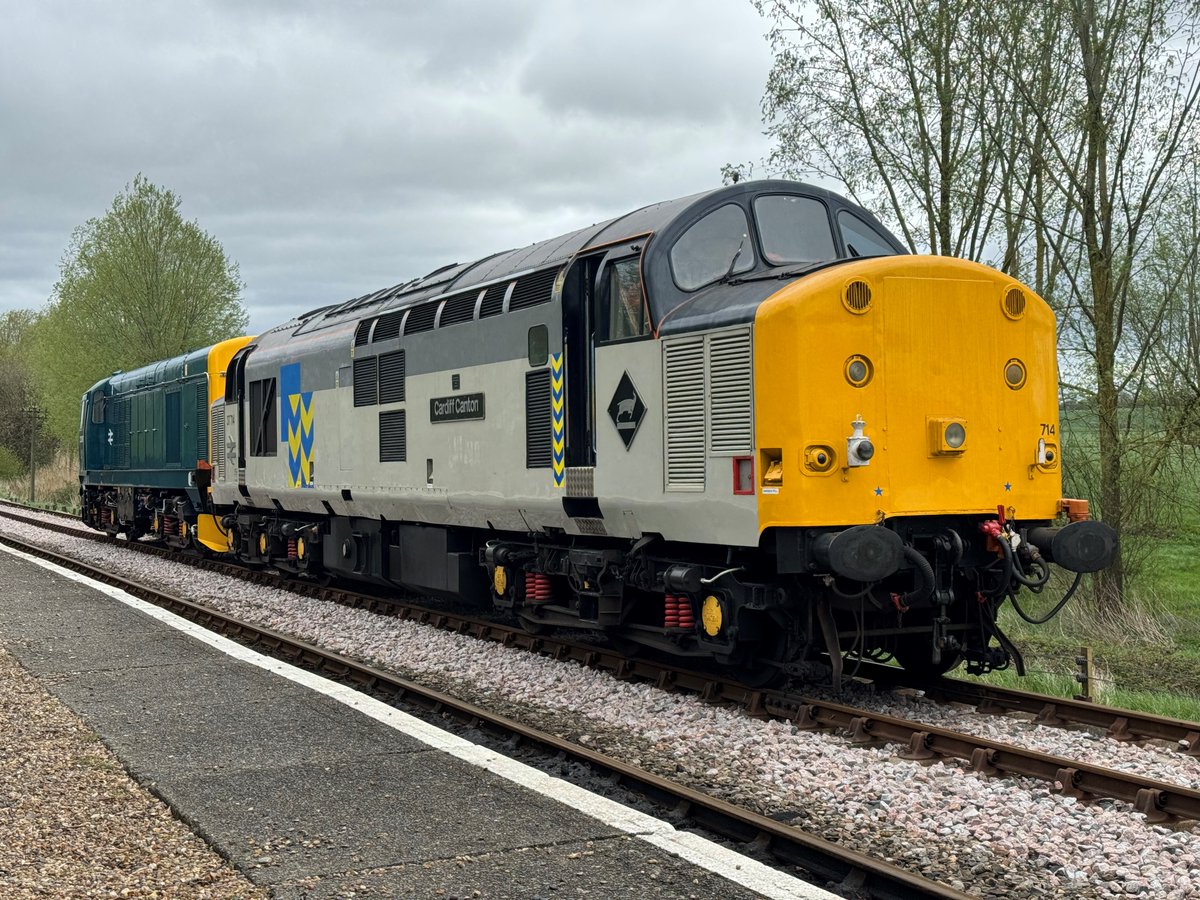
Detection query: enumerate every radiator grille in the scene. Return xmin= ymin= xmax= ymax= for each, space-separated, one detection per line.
xmin=211 ymin=402 xmax=226 ymax=482
xmin=378 ymin=350 xmax=406 ymax=404
xmin=379 ymin=410 xmax=406 ymax=462
xmin=509 ymin=268 xmax=558 ymax=311
xmin=708 ymin=329 xmax=753 ymax=454
xmin=354 ymin=319 xmax=373 ymax=346
xmin=112 ymin=398 xmax=130 ymax=468
xmin=353 ymin=356 xmax=378 ymax=406
xmin=663 ymin=338 xmax=706 ymax=490
xmin=525 ymin=369 xmax=553 ymax=468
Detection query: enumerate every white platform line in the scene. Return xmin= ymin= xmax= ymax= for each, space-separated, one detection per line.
xmin=1 ymin=542 xmax=838 ymax=900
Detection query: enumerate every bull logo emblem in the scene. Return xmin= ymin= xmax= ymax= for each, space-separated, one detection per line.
xmin=607 ymin=372 xmax=645 ymax=449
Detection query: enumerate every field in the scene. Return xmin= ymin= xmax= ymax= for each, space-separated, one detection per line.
xmin=977 ymin=408 xmax=1200 ymax=720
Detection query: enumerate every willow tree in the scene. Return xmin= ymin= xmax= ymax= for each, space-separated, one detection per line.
xmin=35 ymin=175 xmax=248 ymax=443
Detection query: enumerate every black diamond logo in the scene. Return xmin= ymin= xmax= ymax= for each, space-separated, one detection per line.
xmin=607 ymin=372 xmax=646 ymax=450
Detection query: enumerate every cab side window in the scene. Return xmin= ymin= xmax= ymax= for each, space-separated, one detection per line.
xmin=837 ymin=211 xmax=898 ymax=258
xmin=597 ymin=257 xmax=651 ymax=342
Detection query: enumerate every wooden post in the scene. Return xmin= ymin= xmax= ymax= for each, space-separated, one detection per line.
xmin=1074 ymin=646 xmax=1094 ymax=702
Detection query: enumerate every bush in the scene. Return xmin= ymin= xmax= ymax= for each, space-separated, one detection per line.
xmin=0 ymin=446 xmax=25 ymax=480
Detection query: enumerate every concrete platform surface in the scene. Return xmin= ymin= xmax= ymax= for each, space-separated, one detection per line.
xmin=0 ymin=545 xmax=837 ymax=899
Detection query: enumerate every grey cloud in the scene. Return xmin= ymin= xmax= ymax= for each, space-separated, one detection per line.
xmin=1 ymin=0 xmax=775 ymax=336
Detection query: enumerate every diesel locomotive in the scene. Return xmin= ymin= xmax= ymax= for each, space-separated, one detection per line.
xmin=80 ymin=180 xmax=1117 ymax=683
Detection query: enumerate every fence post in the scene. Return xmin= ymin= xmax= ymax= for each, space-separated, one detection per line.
xmin=1074 ymin=646 xmax=1094 ymax=702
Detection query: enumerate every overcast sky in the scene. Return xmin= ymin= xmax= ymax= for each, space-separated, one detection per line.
xmin=1 ymin=1 xmax=778 ymax=335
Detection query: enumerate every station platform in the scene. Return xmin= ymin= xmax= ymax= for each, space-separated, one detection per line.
xmin=0 ymin=545 xmax=835 ymax=899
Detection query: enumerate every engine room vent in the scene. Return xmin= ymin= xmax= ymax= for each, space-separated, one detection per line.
xmin=525 ymin=368 xmax=553 ymax=468
xmin=354 ymin=319 xmax=373 ymax=346
xmin=479 ymin=282 xmax=508 ymax=318
xmin=378 ymin=349 xmax=406 ymax=404
xmin=373 ymin=310 xmax=405 ymax=342
xmin=211 ymin=401 xmax=226 ymax=482
xmin=379 ymin=409 xmax=406 ymax=462
xmin=439 ymin=292 xmax=478 ymax=327
xmin=353 ymin=355 xmax=378 ymax=407
xmin=1003 ymin=287 xmax=1027 ymax=319
xmin=663 ymin=337 xmax=706 ymax=491
xmin=509 ymin=268 xmax=558 ymax=311
xmin=708 ymin=329 xmax=753 ymax=454
xmin=404 ymin=300 xmax=441 ymax=335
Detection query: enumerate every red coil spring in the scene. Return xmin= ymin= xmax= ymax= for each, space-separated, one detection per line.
xmin=99 ymin=508 xmax=110 ymax=526
xmin=524 ymin=572 xmax=553 ymax=604
xmin=287 ymin=538 xmax=298 ymax=559
xmin=664 ymin=595 xmax=696 ymax=630
xmin=162 ymin=516 xmax=175 ymax=535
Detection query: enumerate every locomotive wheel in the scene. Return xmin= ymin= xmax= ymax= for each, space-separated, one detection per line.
xmin=729 ymin=661 xmax=786 ymax=689
xmin=893 ymin=640 xmax=962 ymax=677
xmin=518 ymin=611 xmax=549 ymax=635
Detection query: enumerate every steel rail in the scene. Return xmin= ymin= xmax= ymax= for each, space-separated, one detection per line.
xmin=0 ymin=530 xmax=967 ymax=900
xmin=843 ymin=658 xmax=1200 ymax=756
xmin=5 ymin=508 xmax=1200 ymax=824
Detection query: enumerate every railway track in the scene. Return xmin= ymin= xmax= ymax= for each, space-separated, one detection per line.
xmin=0 ymin=525 xmax=966 ymax=900
xmin=4 ymin=502 xmax=1200 ymax=828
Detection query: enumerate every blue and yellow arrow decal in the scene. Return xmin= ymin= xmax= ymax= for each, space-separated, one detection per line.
xmin=280 ymin=362 xmax=315 ymax=489
xmin=550 ymin=352 xmax=565 ymax=487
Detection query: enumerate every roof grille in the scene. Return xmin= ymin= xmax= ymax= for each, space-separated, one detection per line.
xmin=708 ymin=329 xmax=753 ymax=454
xmin=479 ymin=282 xmax=508 ymax=318
xmin=509 ymin=268 xmax=558 ymax=311
xmin=663 ymin=337 xmax=706 ymax=491
xmin=439 ymin=292 xmax=478 ymax=327
xmin=405 ymin=300 xmax=440 ymax=335
xmin=373 ymin=310 xmax=405 ymax=342
xmin=354 ymin=319 xmax=373 ymax=346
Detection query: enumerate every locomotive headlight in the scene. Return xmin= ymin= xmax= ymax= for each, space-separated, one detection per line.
xmin=929 ymin=417 xmax=967 ymax=455
xmin=945 ymin=422 xmax=966 ymax=449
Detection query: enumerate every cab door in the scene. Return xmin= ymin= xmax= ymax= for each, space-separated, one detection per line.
xmin=559 ymin=241 xmax=652 ymax=527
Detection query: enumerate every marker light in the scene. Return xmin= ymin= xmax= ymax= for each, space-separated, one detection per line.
xmin=1005 ymin=359 xmax=1027 ymax=389
xmin=845 ymin=355 xmax=873 ymax=387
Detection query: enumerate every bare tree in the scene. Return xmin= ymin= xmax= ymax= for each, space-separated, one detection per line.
xmin=754 ymin=0 xmax=1200 ymax=616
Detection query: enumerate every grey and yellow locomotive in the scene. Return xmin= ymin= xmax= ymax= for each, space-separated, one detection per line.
xmin=86 ymin=181 xmax=1117 ymax=682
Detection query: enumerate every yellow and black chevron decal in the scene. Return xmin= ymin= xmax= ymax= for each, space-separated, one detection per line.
xmin=551 ymin=352 xmax=565 ymax=487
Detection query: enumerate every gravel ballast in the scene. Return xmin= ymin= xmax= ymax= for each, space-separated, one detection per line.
xmin=4 ymin=518 xmax=1200 ymax=898
xmin=0 ymin=645 xmax=265 ymax=899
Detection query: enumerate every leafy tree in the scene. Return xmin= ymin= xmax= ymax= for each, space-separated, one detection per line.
xmin=34 ymin=175 xmax=248 ymax=443
xmin=0 ymin=310 xmax=54 ymax=474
